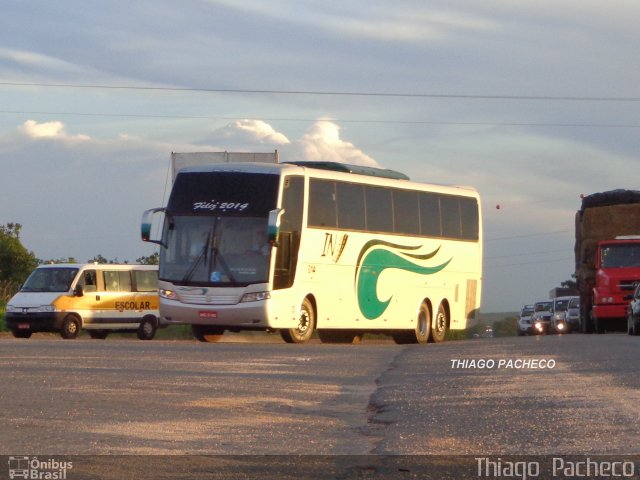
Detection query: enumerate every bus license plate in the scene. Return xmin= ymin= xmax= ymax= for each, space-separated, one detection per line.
xmin=18 ymin=323 xmax=30 ymax=329
xmin=199 ymin=311 xmax=218 ymax=319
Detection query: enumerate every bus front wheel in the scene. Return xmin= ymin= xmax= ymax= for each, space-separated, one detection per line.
xmin=281 ymin=298 xmax=315 ymax=344
xmin=192 ymin=325 xmax=225 ymax=342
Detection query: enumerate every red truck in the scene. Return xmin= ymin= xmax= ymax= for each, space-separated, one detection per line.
xmin=575 ymin=190 xmax=640 ymax=333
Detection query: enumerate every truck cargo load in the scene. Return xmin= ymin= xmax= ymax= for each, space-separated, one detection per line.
xmin=574 ymin=189 xmax=640 ymax=333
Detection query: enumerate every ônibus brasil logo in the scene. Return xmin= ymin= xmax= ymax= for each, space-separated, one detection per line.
xmin=354 ymin=240 xmax=452 ymax=320
xmin=8 ymin=456 xmax=73 ymax=480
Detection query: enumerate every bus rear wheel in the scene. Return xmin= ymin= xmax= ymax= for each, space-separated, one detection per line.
xmin=393 ymin=302 xmax=430 ymax=344
xmin=281 ymin=298 xmax=315 ymax=344
xmin=431 ymin=303 xmax=448 ymax=343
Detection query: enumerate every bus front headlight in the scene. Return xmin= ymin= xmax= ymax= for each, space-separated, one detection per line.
xmin=159 ymin=289 xmax=178 ymax=300
xmin=241 ymin=292 xmax=271 ymax=303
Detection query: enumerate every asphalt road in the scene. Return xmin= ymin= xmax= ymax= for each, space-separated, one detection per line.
xmin=1 ymin=333 xmax=639 ymax=479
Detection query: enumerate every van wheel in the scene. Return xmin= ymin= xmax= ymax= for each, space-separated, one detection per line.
xmin=89 ymin=330 xmax=109 ymax=339
xmin=137 ymin=317 xmax=157 ymax=340
xmin=281 ymin=297 xmax=315 ymax=344
xmin=61 ymin=315 xmax=80 ymax=339
xmin=12 ymin=329 xmax=32 ymax=339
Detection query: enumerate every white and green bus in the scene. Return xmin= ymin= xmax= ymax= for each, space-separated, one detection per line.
xmin=141 ymin=161 xmax=482 ymax=344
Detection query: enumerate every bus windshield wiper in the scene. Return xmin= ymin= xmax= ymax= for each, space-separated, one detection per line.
xmin=182 ymin=230 xmax=211 ymax=282
xmin=210 ymin=231 xmax=237 ymax=285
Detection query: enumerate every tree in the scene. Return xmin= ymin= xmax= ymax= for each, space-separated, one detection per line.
xmin=0 ymin=223 xmax=38 ymax=300
xmin=87 ymin=254 xmax=128 ymax=264
xmin=561 ymin=275 xmax=577 ymax=290
xmin=136 ymin=252 xmax=159 ymax=265
xmin=38 ymin=257 xmax=78 ymax=265
xmin=0 ymin=223 xmax=38 ymax=283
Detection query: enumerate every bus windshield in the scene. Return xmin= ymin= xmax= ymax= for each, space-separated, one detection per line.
xmin=160 ymin=216 xmax=271 ymax=286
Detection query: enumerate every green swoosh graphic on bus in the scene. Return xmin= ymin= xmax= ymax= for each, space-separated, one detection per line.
xmin=355 ymin=242 xmax=451 ymax=320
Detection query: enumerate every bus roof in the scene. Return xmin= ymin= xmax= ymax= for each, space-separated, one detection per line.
xmin=176 ymin=162 xmax=478 ymax=197
xmin=283 ymin=161 xmax=410 ymax=180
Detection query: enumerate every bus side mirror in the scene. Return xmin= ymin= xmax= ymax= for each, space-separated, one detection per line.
xmin=141 ymin=208 xmax=166 ymax=246
xmin=74 ymin=285 xmax=84 ymax=297
xmin=267 ymin=208 xmax=285 ymax=247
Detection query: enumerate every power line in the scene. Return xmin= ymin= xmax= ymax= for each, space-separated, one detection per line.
xmin=485 ymin=230 xmax=571 ymax=241
xmin=2 ymin=81 xmax=640 ymax=102
xmin=484 ymin=257 xmax=573 ymax=269
xmin=485 ymin=248 xmax=569 ymax=260
xmin=2 ymin=110 xmax=640 ymax=129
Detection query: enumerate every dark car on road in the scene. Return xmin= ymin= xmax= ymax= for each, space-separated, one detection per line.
xmin=565 ymin=296 xmax=581 ymax=332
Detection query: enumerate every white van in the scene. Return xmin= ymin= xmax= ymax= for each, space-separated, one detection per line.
xmin=5 ymin=263 xmax=159 ymax=340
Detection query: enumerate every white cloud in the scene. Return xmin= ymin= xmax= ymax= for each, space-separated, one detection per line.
xmin=203 ymin=119 xmax=379 ymax=167
xmin=206 ymin=119 xmax=290 ymax=146
xmin=291 ymin=120 xmax=380 ymax=167
xmin=19 ymin=120 xmax=91 ymax=140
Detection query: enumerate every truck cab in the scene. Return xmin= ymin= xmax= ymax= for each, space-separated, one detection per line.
xmin=591 ymin=238 xmax=640 ymax=332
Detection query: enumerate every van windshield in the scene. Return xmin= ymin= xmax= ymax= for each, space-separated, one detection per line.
xmin=21 ymin=267 xmax=79 ymax=293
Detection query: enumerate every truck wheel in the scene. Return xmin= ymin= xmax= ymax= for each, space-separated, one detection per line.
xmin=137 ymin=317 xmax=157 ymax=340
xmin=61 ymin=315 xmax=80 ymax=339
xmin=281 ymin=297 xmax=315 ymax=344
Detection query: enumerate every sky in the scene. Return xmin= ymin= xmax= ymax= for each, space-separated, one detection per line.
xmin=1 ymin=1 xmax=639 ymax=312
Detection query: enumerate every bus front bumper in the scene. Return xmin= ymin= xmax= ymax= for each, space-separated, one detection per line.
xmin=159 ymin=298 xmax=271 ymax=328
